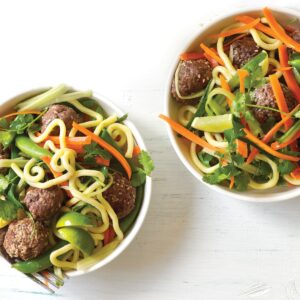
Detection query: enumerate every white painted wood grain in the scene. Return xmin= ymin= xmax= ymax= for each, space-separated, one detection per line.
xmin=1 ymin=0 xmax=300 ymax=299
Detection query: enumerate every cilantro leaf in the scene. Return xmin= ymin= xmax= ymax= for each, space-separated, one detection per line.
xmin=131 ymin=168 xmax=147 ymax=187
xmin=203 ymin=164 xmax=240 ymax=185
xmin=83 ymin=142 xmax=112 ymax=161
xmin=234 ymin=173 xmax=250 ymax=191
xmin=0 ymin=200 xmax=18 ymax=223
xmin=138 ymin=150 xmax=154 ymax=175
xmin=231 ymin=153 xmax=245 ymax=166
xmin=244 ymin=110 xmax=262 ymax=136
xmin=278 ymin=160 xmax=296 ymax=175
xmin=9 ymin=114 xmax=34 ymax=134
xmin=198 ymin=152 xmax=214 ymax=167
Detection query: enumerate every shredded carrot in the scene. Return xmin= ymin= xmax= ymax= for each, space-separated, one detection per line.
xmin=204 ymin=53 xmax=219 ymax=68
xmin=219 ymin=74 xmax=232 ymax=106
xmin=278 ymin=44 xmax=300 ymax=104
xmin=200 ymin=43 xmax=224 ymax=66
xmin=276 ymin=66 xmax=292 ymax=72
xmin=132 ymin=145 xmax=141 ymax=156
xmin=41 ymin=156 xmax=62 ymax=178
xmin=1 ymin=110 xmax=41 ymax=119
xmin=263 ymin=7 xmax=300 ymax=52
xmin=210 ymin=18 xmax=260 ymax=38
xmin=229 ymin=176 xmax=235 ymax=189
xmin=243 ymin=128 xmax=299 ymax=162
xmin=223 ymin=33 xmax=249 ymax=51
xmin=237 ymin=69 xmax=249 ymax=93
xmin=235 ymin=15 xmax=278 ymax=38
xmin=95 ymin=156 xmax=110 ymax=167
xmin=159 ymin=114 xmax=225 ymax=154
xmin=269 ymin=74 xmax=293 ymax=130
xmin=291 ymin=167 xmax=300 ymax=179
xmin=236 ymin=139 xmax=248 ymax=158
xmin=180 ymin=52 xmax=205 ymax=60
xmin=271 ymin=132 xmax=300 ymax=150
xmin=246 ymin=104 xmax=300 ymax=163
xmin=45 ymin=135 xmax=91 ymax=146
xmin=72 ymin=122 xmax=132 ymax=179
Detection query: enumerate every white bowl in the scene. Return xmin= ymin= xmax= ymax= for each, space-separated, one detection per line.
xmin=164 ymin=6 xmax=300 ymax=202
xmin=0 ymin=87 xmax=152 ymax=276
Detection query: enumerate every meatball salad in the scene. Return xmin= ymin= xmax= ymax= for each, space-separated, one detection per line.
xmin=161 ymin=7 xmax=300 ymax=191
xmin=0 ymin=85 xmax=153 ymax=279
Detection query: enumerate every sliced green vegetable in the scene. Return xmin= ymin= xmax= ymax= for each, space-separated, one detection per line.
xmin=12 ymin=240 xmax=67 ymax=274
xmin=56 ymin=212 xmax=94 ymax=228
xmin=278 ymin=120 xmax=300 ymax=144
xmin=186 ymin=79 xmax=212 ymax=129
xmin=0 ymin=131 xmax=15 ymax=149
xmin=191 ymin=114 xmax=233 ymax=132
xmin=15 ymin=135 xmax=51 ymax=159
xmin=58 ymin=227 xmax=94 ymax=257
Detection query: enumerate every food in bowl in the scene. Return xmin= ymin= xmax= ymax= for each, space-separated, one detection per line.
xmin=0 ymin=85 xmax=153 ymax=279
xmin=160 ymin=7 xmax=300 ymax=191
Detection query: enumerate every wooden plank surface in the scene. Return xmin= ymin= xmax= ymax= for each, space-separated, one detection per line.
xmin=0 ymin=0 xmax=300 ymax=299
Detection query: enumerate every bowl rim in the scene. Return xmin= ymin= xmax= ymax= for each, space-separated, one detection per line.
xmin=164 ymin=6 xmax=300 ymax=202
xmin=0 ymin=87 xmax=152 ymax=276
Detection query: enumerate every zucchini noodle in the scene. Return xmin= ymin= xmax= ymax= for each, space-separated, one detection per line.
xmin=212 ymin=66 xmax=232 ymax=86
xmin=283 ymin=174 xmax=300 ymax=186
xmin=178 ymin=105 xmax=197 ymax=126
xmin=249 ymin=28 xmax=282 ymax=50
xmin=0 ymin=159 xmax=28 ymax=168
xmin=204 ymin=132 xmax=228 ymax=148
xmin=206 ymin=87 xmax=234 ymax=115
xmin=248 ymin=154 xmax=279 ymax=190
xmin=50 ymin=243 xmax=77 ymax=269
xmin=268 ymin=58 xmax=283 ymax=78
xmin=107 ymin=123 xmax=134 ymax=158
xmin=190 ymin=143 xmax=219 ymax=174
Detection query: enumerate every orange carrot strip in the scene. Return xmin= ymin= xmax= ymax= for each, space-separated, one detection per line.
xmin=291 ymin=167 xmax=300 ymax=179
xmin=180 ymin=52 xmax=205 ymax=60
xmin=246 ymin=104 xmax=300 ymax=163
xmin=159 ymin=114 xmax=225 ymax=154
xmin=229 ymin=176 xmax=235 ymax=189
xmin=219 ymin=74 xmax=232 ymax=106
xmin=204 ymin=53 xmax=219 ymax=68
xmin=236 ymin=139 xmax=248 ymax=158
xmin=269 ymin=74 xmax=293 ymax=130
xmin=41 ymin=156 xmax=62 ymax=178
xmin=1 ymin=110 xmax=41 ymax=119
xmin=235 ymin=15 xmax=278 ymax=38
xmin=271 ymin=132 xmax=300 ymax=150
xmin=72 ymin=122 xmax=132 ymax=179
xmin=132 ymin=145 xmax=141 ymax=156
xmin=95 ymin=156 xmax=110 ymax=167
xmin=243 ymin=128 xmax=299 ymax=162
xmin=276 ymin=67 xmax=292 ymax=72
xmin=237 ymin=69 xmax=249 ymax=93
xmin=200 ymin=43 xmax=224 ymax=66
xmin=278 ymin=44 xmax=300 ymax=103
xmin=210 ymin=18 xmax=260 ymax=38
xmin=263 ymin=7 xmax=300 ymax=52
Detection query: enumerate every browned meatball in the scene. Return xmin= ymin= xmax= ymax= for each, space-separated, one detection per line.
xmin=41 ymin=104 xmax=81 ymax=135
xmin=103 ymin=173 xmax=136 ymax=219
xmin=3 ymin=218 xmax=49 ymax=260
xmin=0 ymin=227 xmax=7 ymax=247
xmin=252 ymin=83 xmax=297 ymax=124
xmin=230 ymin=37 xmax=260 ymax=69
xmin=22 ymin=186 xmax=64 ymax=221
xmin=171 ymin=59 xmax=212 ymax=102
xmin=291 ymin=29 xmax=300 ymax=44
xmin=0 ymin=144 xmax=9 ymax=174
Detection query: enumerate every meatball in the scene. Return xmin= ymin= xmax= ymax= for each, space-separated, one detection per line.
xmin=230 ymin=37 xmax=260 ymax=69
xmin=0 ymin=227 xmax=7 ymax=247
xmin=41 ymin=104 xmax=81 ymax=135
xmin=22 ymin=186 xmax=64 ymax=221
xmin=0 ymin=144 xmax=9 ymax=174
xmin=252 ymin=83 xmax=297 ymax=123
xmin=171 ymin=59 xmax=212 ymax=102
xmin=103 ymin=173 xmax=136 ymax=219
xmin=291 ymin=29 xmax=300 ymax=44
xmin=3 ymin=218 xmax=49 ymax=260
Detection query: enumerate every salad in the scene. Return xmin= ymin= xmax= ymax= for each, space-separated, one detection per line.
xmin=160 ymin=7 xmax=300 ymax=191
xmin=0 ymin=85 xmax=153 ymax=280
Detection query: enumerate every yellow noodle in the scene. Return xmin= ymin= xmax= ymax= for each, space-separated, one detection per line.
xmin=177 ymin=105 xmax=197 ymax=126
xmin=94 ymin=115 xmax=118 ymax=136
xmin=212 ymin=66 xmax=232 ymax=86
xmin=204 ymin=132 xmax=228 ymax=148
xmin=50 ymin=244 xmax=77 ymax=269
xmin=283 ymin=174 xmax=300 ymax=186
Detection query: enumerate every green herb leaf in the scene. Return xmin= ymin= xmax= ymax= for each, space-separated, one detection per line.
xmin=231 ymin=153 xmax=245 ymax=166
xmin=278 ymin=160 xmax=296 ymax=175
xmin=203 ymin=164 xmax=240 ymax=185
xmin=131 ymin=168 xmax=147 ymax=187
xmin=138 ymin=150 xmax=154 ymax=176
xmin=9 ymin=114 xmax=34 ymax=134
xmin=198 ymin=152 xmax=214 ymax=167
xmin=0 ymin=131 xmax=15 ymax=149
xmin=234 ymin=173 xmax=250 ymax=191
xmin=0 ymin=200 xmax=18 ymax=223
xmin=83 ymin=142 xmax=112 ymax=161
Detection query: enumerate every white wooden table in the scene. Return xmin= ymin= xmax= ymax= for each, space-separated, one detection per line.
xmin=1 ymin=0 xmax=300 ymax=299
